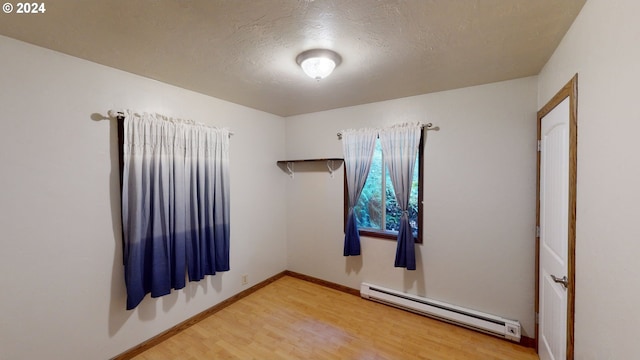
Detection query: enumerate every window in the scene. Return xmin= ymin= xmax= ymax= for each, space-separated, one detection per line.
xmin=344 ymin=134 xmax=423 ymax=243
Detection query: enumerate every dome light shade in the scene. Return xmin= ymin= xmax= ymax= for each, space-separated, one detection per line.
xmin=296 ymin=49 xmax=342 ymax=80
xmin=300 ymin=57 xmax=336 ymax=80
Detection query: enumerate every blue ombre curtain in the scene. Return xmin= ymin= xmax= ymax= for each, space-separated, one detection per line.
xmin=341 ymin=128 xmax=377 ymax=256
xmin=379 ymin=123 xmax=421 ymax=270
xmin=121 ymin=111 xmax=230 ymax=309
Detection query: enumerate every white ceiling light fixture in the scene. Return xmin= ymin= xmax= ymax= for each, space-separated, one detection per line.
xmin=296 ymin=49 xmax=342 ymax=81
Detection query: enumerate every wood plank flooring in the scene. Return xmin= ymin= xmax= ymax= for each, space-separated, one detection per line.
xmin=133 ymin=276 xmax=538 ymax=359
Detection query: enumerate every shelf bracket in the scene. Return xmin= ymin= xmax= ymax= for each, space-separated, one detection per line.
xmin=327 ymin=160 xmax=336 ymax=178
xmin=286 ymin=161 xmax=294 ymax=179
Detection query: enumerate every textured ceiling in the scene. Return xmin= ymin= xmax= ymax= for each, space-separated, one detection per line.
xmin=0 ymin=0 xmax=585 ymax=116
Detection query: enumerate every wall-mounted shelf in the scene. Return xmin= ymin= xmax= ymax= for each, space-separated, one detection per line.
xmin=277 ymin=158 xmax=343 ymax=178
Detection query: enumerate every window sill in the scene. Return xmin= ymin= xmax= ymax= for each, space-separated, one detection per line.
xmin=358 ymin=229 xmax=422 ymax=244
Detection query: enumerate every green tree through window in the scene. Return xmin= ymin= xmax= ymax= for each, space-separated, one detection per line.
xmin=345 ymin=135 xmax=423 ymax=243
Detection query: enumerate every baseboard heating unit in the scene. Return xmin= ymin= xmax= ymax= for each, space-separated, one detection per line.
xmin=360 ymin=282 xmax=521 ymax=342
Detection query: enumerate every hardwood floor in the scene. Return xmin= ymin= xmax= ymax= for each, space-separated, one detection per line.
xmin=132 ymin=276 xmax=538 ymax=359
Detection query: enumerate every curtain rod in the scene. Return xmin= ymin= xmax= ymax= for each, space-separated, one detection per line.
xmin=109 ymin=110 xmax=234 ymax=137
xmin=337 ymin=123 xmax=436 ymax=139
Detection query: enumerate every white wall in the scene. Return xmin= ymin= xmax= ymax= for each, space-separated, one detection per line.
xmin=0 ymin=36 xmax=287 ymax=360
xmin=538 ymin=0 xmax=640 ymax=358
xmin=285 ymin=77 xmax=539 ymax=337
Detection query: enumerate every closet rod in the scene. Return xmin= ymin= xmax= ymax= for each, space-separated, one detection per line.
xmin=337 ymin=122 xmax=436 ymax=139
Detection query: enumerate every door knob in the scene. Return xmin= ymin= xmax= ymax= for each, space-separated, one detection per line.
xmin=550 ymin=274 xmax=569 ymax=290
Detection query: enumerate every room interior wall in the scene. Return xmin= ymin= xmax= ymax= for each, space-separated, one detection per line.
xmin=6 ymin=4 xmax=620 ymax=354
xmin=284 ymin=76 xmax=539 ymax=337
xmin=537 ymin=0 xmax=640 ymax=358
xmin=0 ymin=35 xmax=287 ymax=360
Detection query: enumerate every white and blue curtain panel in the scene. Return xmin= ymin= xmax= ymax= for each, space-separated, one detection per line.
xmin=121 ymin=111 xmax=230 ymax=309
xmin=341 ymin=128 xmax=377 ymax=256
xmin=379 ymin=123 xmax=421 ymax=270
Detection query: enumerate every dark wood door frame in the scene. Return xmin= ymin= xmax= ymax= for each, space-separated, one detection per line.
xmin=535 ymin=74 xmax=578 ymax=359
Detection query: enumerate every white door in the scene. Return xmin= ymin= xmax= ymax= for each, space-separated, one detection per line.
xmin=538 ymin=97 xmax=570 ymax=360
